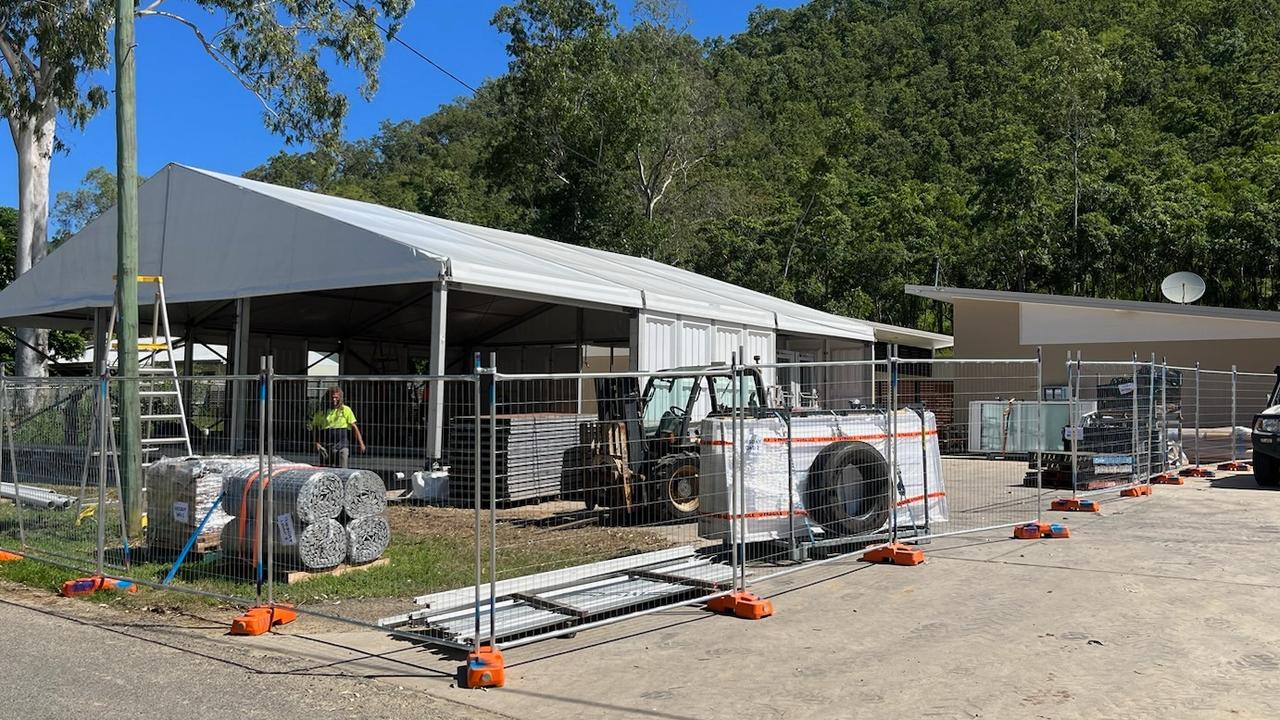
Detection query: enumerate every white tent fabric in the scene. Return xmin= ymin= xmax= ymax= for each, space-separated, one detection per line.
xmin=0 ymin=164 xmax=879 ymax=341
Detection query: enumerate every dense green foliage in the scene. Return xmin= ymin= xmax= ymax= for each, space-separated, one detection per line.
xmin=249 ymin=0 xmax=1280 ymax=332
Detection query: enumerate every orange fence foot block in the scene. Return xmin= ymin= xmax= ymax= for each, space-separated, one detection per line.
xmin=461 ymin=645 xmax=506 ymax=688
xmin=1050 ymin=498 xmax=1100 ymax=513
xmin=0 ymin=550 xmax=21 ymax=562
xmin=1121 ymin=485 xmax=1152 ymax=498
xmin=229 ymin=605 xmax=298 ymax=636
xmin=1013 ymin=522 xmax=1070 ymax=539
xmin=1218 ymin=461 xmax=1250 ymax=471
xmin=1150 ymin=474 xmax=1184 ymax=485
xmin=861 ymin=543 xmax=926 ymax=566
xmin=1179 ymin=467 xmax=1216 ymax=478
xmin=706 ymin=590 xmax=775 ymax=620
xmin=59 ymin=576 xmax=138 ymax=597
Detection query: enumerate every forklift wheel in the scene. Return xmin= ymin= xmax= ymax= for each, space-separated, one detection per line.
xmin=656 ymin=453 xmax=700 ymax=520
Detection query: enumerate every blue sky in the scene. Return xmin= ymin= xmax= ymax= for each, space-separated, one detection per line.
xmin=1 ymin=0 xmax=804 ymax=209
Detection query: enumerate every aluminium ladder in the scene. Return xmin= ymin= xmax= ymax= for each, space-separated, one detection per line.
xmin=105 ymin=275 xmax=194 ymax=465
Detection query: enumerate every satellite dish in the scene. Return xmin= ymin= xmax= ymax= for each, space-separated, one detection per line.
xmin=1161 ymin=271 xmax=1206 ymax=304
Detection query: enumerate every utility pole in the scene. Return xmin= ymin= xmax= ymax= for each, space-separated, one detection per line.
xmin=115 ymin=0 xmax=142 ymax=535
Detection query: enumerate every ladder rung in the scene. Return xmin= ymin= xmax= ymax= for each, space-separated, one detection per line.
xmin=110 ymin=341 xmax=169 ymax=351
xmin=138 ymin=390 xmax=180 ymax=397
xmin=138 ymin=367 xmax=176 ymax=374
xmin=137 ymin=275 xmax=162 ymax=283
xmin=141 ymin=414 xmax=184 ymax=421
xmin=141 ymin=437 xmax=186 ymax=445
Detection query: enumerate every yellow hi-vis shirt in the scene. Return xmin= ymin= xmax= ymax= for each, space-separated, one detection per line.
xmin=312 ymin=405 xmax=357 ymax=430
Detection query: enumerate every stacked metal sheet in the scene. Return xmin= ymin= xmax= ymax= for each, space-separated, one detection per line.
xmin=447 ymin=414 xmax=592 ymax=502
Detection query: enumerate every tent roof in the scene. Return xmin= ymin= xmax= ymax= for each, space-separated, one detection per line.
xmin=0 ymin=164 xmax=938 ymax=346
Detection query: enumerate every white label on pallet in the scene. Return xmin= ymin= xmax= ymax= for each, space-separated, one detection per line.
xmin=1118 ymin=382 xmax=1136 ymax=395
xmin=1064 ymin=426 xmax=1084 ymax=441
xmin=172 ymin=501 xmax=189 ymax=524
xmin=276 ymin=514 xmax=298 ymax=546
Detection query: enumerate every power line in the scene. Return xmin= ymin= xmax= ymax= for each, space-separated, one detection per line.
xmin=337 ymin=0 xmax=613 ymax=174
xmin=338 ymin=0 xmax=479 ymax=95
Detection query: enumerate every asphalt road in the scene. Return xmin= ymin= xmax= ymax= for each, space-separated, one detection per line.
xmin=0 ymin=594 xmax=499 ymax=720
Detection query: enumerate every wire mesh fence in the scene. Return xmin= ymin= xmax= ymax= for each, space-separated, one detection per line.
xmin=0 ymin=352 xmax=1274 ymax=657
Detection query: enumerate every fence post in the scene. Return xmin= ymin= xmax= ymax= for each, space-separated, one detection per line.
xmin=735 ymin=345 xmax=747 ymax=594
xmin=1036 ymin=348 xmax=1043 ymax=525
xmin=1231 ymin=364 xmax=1239 ymax=466
xmin=1069 ymin=351 xmax=1079 ymax=496
xmin=488 ymin=352 xmax=498 ymax=648
xmin=1131 ymin=352 xmax=1140 ymax=486
xmin=888 ymin=346 xmax=899 ymax=545
xmin=96 ymin=374 xmax=108 ymax=578
xmin=1152 ymin=351 xmax=1162 ymax=479
xmin=1161 ymin=357 xmax=1168 ymax=474
xmin=1194 ymin=361 xmax=1202 ymax=469
xmin=472 ymin=352 xmax=483 ymax=654
xmin=266 ymin=356 xmax=276 ymax=607
xmin=254 ymin=357 xmax=267 ymax=603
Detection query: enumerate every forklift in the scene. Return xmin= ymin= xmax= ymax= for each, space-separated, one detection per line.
xmin=562 ymin=365 xmax=767 ymax=522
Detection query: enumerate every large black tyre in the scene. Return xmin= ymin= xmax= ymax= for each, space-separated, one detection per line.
xmin=653 ymin=452 xmax=701 ymax=521
xmin=804 ymin=441 xmax=892 ymax=537
xmin=1255 ymin=452 xmax=1280 ymax=488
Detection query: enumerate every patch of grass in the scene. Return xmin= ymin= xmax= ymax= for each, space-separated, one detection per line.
xmin=1 ymin=501 xmax=670 ymax=617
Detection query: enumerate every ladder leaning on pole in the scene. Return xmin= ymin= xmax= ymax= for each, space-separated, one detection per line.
xmin=106 ymin=275 xmax=194 ymax=465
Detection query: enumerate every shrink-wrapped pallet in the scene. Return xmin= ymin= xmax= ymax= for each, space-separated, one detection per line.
xmin=145 ymin=456 xmax=260 ymax=550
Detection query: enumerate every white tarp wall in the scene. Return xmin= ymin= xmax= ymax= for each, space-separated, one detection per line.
xmin=635 ymin=311 xmax=776 ymax=420
xmin=635 ymin=311 xmax=775 ymax=372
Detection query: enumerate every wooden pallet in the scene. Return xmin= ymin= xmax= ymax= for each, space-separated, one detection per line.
xmin=147 ymin=533 xmax=220 ymax=559
xmin=283 ymin=557 xmax=390 ymax=585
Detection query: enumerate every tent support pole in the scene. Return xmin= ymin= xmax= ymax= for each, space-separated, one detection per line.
xmin=229 ymin=297 xmax=251 ymax=453
xmin=427 ymin=281 xmax=448 ymax=466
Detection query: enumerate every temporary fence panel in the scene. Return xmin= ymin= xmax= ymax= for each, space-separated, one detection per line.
xmin=4 ymin=352 xmax=1272 ymax=661
xmin=0 ymin=377 xmax=108 ymax=572
xmin=1197 ymin=368 xmax=1245 ymax=464
xmin=903 ymin=359 xmax=1042 ymax=540
xmin=1068 ymin=359 xmax=1157 ymax=496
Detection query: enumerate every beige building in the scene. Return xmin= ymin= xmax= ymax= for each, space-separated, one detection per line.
xmin=905 ymin=285 xmax=1280 ymax=386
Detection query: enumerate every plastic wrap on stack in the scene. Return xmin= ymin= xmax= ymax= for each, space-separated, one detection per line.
xmin=221 ymin=466 xmax=344 ymax=523
xmin=145 ymin=456 xmax=260 ymax=550
xmin=331 ymin=468 xmax=388 ymax=518
xmin=345 ymin=514 xmax=391 ymax=564
xmin=219 ymin=516 xmax=347 ymax=571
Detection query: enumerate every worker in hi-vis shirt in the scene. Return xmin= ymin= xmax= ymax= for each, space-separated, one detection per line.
xmin=311 ymin=386 xmax=366 ymax=467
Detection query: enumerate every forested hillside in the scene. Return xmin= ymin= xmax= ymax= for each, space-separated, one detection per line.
xmin=249 ymin=0 xmax=1280 ymax=332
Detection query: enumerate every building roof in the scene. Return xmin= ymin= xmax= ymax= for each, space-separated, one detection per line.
xmin=0 ymin=164 xmax=948 ymax=348
xmin=905 ymin=285 xmax=1280 ymax=324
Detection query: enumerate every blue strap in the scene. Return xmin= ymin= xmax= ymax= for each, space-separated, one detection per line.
xmin=163 ymin=492 xmax=224 ymax=586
